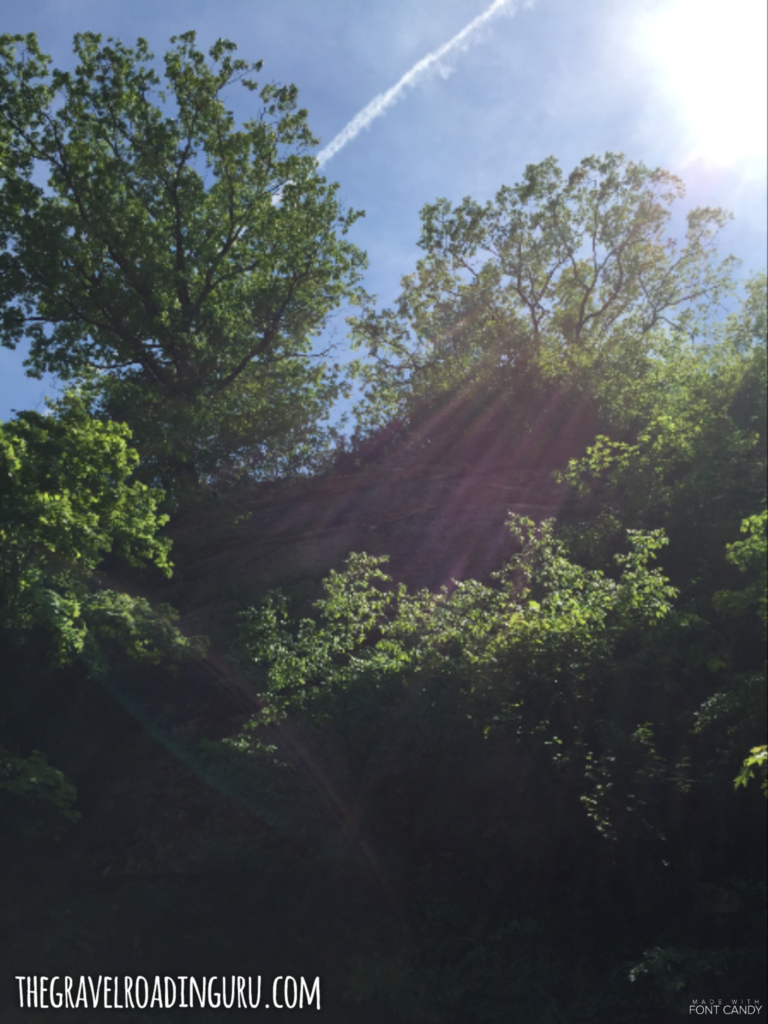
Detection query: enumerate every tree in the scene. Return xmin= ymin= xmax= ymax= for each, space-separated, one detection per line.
xmin=557 ymin=273 xmax=766 ymax=560
xmin=348 ymin=152 xmax=738 ymax=442
xmin=0 ymin=31 xmax=366 ymax=493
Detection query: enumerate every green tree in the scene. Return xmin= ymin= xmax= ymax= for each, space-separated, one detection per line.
xmin=0 ymin=31 xmax=366 ymax=494
xmin=554 ymin=273 xmax=766 ymax=805
xmin=348 ymin=152 xmax=738 ymax=441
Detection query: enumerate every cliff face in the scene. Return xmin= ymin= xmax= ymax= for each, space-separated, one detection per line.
xmin=166 ymin=389 xmax=600 ymax=640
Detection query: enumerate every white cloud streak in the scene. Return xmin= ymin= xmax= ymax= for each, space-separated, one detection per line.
xmin=317 ymin=0 xmax=520 ymax=167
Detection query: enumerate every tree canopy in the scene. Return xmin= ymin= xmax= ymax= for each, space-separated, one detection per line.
xmin=0 ymin=30 xmax=366 ymax=492
xmin=349 ymin=153 xmax=739 ymax=441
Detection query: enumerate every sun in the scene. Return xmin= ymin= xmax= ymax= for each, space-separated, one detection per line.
xmin=635 ymin=0 xmax=767 ymax=170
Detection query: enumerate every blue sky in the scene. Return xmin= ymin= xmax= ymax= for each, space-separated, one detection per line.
xmin=1 ymin=0 xmax=766 ymax=420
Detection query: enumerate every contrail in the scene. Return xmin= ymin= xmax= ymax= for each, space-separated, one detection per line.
xmin=317 ymin=0 xmax=519 ymax=167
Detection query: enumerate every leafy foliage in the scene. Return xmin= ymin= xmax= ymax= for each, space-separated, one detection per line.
xmin=713 ymin=509 xmax=768 ymax=629
xmin=735 ymin=745 xmax=768 ymax=797
xmin=0 ymin=392 xmax=184 ymax=663
xmin=217 ymin=510 xmax=765 ymax=1019
xmin=559 ymin=274 xmax=766 ymax=548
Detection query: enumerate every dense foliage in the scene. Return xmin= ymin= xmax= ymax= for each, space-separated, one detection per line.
xmin=218 ymin=507 xmax=764 ymax=1018
xmin=230 ymin=520 xmax=679 ymax=841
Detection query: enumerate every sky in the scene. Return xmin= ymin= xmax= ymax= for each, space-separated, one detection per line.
xmin=1 ymin=0 xmax=766 ymax=421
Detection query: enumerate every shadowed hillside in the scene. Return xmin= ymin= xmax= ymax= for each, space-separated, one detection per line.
xmin=165 ymin=387 xmax=600 ymax=642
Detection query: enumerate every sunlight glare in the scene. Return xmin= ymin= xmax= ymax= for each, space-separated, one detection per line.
xmin=636 ymin=0 xmax=767 ymax=169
